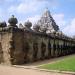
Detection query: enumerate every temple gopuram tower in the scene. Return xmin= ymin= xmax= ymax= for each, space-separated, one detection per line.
xmin=34 ymin=9 xmax=59 ymax=33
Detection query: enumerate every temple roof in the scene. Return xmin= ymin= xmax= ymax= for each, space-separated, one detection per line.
xmin=34 ymin=9 xmax=59 ymax=33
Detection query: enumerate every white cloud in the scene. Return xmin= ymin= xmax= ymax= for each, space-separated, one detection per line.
xmin=8 ymin=6 xmax=16 ymax=13
xmin=0 ymin=8 xmax=2 ymax=14
xmin=25 ymin=15 xmax=40 ymax=25
xmin=17 ymin=15 xmax=40 ymax=27
xmin=63 ymin=18 xmax=75 ymax=36
xmin=0 ymin=8 xmax=5 ymax=21
xmin=53 ymin=13 xmax=66 ymax=28
xmin=17 ymin=2 xmax=38 ymax=14
xmin=0 ymin=0 xmax=14 ymax=3
xmin=5 ymin=0 xmax=14 ymax=2
xmin=8 ymin=0 xmax=40 ymax=14
xmin=8 ymin=0 xmax=59 ymax=14
xmin=53 ymin=13 xmax=75 ymax=36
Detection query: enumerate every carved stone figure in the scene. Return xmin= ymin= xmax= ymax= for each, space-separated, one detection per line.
xmin=19 ymin=23 xmax=24 ymax=29
xmin=8 ymin=15 xmax=18 ymax=27
xmin=0 ymin=21 xmax=7 ymax=27
xmin=33 ymin=24 xmax=40 ymax=32
xmin=24 ymin=20 xmax=32 ymax=29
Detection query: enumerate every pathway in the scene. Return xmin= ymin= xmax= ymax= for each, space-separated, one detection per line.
xmin=0 ymin=65 xmax=72 ymax=75
xmin=0 ymin=54 xmax=75 ymax=75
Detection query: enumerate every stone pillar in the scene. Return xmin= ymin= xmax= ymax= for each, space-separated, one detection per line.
xmin=44 ymin=39 xmax=49 ymax=59
xmin=1 ymin=32 xmax=12 ymax=65
xmin=48 ymin=40 xmax=51 ymax=58
xmin=50 ymin=39 xmax=54 ymax=57
xmin=0 ymin=42 xmax=3 ymax=63
xmin=37 ymin=38 xmax=42 ymax=60
xmin=55 ymin=39 xmax=59 ymax=57
xmin=28 ymin=42 xmax=33 ymax=62
xmin=6 ymin=15 xmax=25 ymax=65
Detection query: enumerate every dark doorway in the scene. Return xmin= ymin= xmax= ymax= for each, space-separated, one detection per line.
xmin=24 ymin=42 xmax=30 ymax=63
xmin=33 ymin=43 xmax=38 ymax=61
xmin=48 ymin=41 xmax=51 ymax=58
xmin=41 ymin=42 xmax=46 ymax=59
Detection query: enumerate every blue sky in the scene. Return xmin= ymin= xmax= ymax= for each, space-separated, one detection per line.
xmin=0 ymin=0 xmax=75 ymax=36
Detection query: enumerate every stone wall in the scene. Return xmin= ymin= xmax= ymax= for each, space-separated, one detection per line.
xmin=0 ymin=29 xmax=14 ymax=65
xmin=8 ymin=28 xmax=75 ymax=65
xmin=0 ymin=15 xmax=75 ymax=65
xmin=0 ymin=27 xmax=75 ymax=65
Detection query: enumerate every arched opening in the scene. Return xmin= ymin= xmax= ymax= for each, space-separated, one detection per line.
xmin=41 ymin=42 xmax=46 ymax=60
xmin=65 ymin=44 xmax=67 ymax=55
xmin=53 ymin=44 xmax=56 ymax=57
xmin=55 ymin=44 xmax=58 ymax=57
xmin=23 ymin=42 xmax=30 ymax=63
xmin=33 ymin=43 xmax=38 ymax=61
xmin=60 ymin=45 xmax=63 ymax=56
xmin=57 ymin=44 xmax=59 ymax=56
xmin=58 ymin=45 xmax=62 ymax=56
xmin=62 ymin=42 xmax=66 ymax=56
xmin=48 ymin=41 xmax=51 ymax=58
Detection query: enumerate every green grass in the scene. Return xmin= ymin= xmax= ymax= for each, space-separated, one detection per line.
xmin=39 ymin=55 xmax=75 ymax=72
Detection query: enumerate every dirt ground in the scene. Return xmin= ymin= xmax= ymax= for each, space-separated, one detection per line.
xmin=0 ymin=54 xmax=75 ymax=75
xmin=0 ymin=65 xmax=72 ymax=75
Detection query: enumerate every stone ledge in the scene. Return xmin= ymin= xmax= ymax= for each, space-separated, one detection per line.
xmin=35 ymin=68 xmax=75 ymax=75
xmin=11 ymin=65 xmax=75 ymax=75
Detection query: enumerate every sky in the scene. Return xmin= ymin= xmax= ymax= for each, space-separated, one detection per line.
xmin=0 ymin=0 xmax=75 ymax=37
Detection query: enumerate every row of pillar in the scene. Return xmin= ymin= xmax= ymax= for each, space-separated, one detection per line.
xmin=24 ymin=39 xmax=75 ymax=63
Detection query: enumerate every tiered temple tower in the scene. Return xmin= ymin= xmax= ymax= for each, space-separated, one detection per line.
xmin=33 ymin=9 xmax=59 ymax=33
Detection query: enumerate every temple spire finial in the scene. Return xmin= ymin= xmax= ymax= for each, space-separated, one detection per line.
xmin=44 ymin=7 xmax=49 ymax=12
xmin=46 ymin=7 xmax=48 ymax=10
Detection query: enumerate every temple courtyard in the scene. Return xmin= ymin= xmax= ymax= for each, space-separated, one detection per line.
xmin=0 ymin=54 xmax=75 ymax=75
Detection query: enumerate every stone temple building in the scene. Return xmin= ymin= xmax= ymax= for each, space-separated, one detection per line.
xmin=0 ymin=9 xmax=75 ymax=65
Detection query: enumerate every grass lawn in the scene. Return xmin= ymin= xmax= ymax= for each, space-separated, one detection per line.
xmin=39 ymin=55 xmax=75 ymax=72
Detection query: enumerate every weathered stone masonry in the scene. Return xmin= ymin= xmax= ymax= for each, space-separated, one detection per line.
xmin=0 ymin=10 xmax=75 ymax=65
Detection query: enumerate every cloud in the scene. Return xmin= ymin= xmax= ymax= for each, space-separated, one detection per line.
xmin=8 ymin=1 xmax=40 ymax=14
xmin=7 ymin=0 xmax=59 ymax=23
xmin=0 ymin=8 xmax=5 ymax=21
xmin=8 ymin=0 xmax=59 ymax=14
xmin=8 ymin=6 xmax=16 ymax=13
xmin=25 ymin=15 xmax=40 ymax=25
xmin=62 ymin=18 xmax=75 ymax=36
xmin=53 ymin=13 xmax=75 ymax=36
xmin=53 ymin=13 xmax=66 ymax=28
xmin=0 ymin=10 xmax=2 ymax=21
xmin=17 ymin=2 xmax=38 ymax=14
xmin=53 ymin=13 xmax=65 ymax=26
xmin=0 ymin=0 xmax=14 ymax=4
xmin=0 ymin=8 xmax=2 ymax=14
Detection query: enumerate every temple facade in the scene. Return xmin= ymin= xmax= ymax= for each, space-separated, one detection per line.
xmin=0 ymin=10 xmax=75 ymax=65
